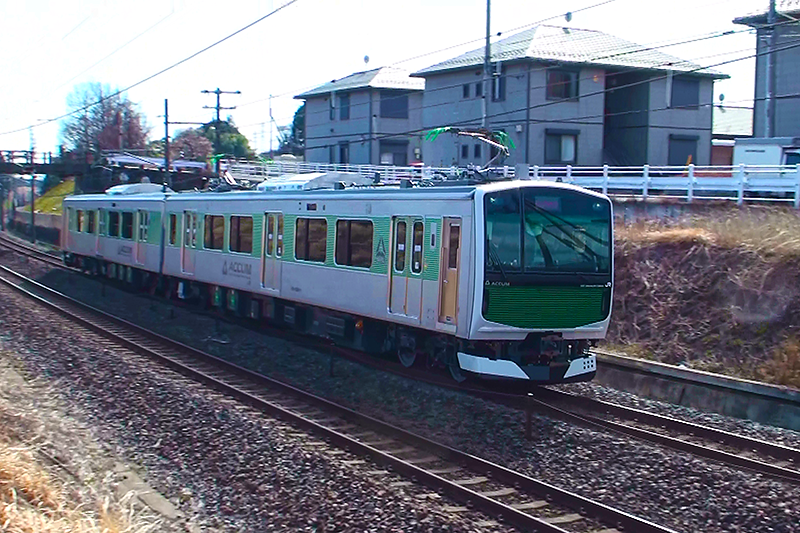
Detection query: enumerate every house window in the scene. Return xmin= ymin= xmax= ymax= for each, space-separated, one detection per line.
xmin=491 ymin=69 xmax=506 ymax=102
xmin=474 ymin=144 xmax=482 ymax=158
xmin=335 ymin=220 xmax=373 ymax=268
xmin=121 ymin=212 xmax=134 ymax=240
xmin=329 ymin=145 xmax=336 ymax=163
xmin=338 ymin=142 xmax=349 ymax=164
xmin=462 ymin=84 xmax=470 ymax=99
xmin=339 ymin=94 xmax=350 ymax=120
xmin=169 ymin=214 xmax=178 ymax=245
xmin=546 ymin=70 xmax=579 ymax=100
xmin=380 ymin=90 xmax=408 ymax=119
xmin=671 ymin=77 xmax=700 ymax=109
xmin=545 ymin=130 xmax=578 ymax=164
xmin=204 ymin=215 xmax=224 ymax=250
xmin=461 ymin=145 xmax=469 ymax=159
xmin=475 ymin=82 xmax=483 ymax=98
xmin=329 ymin=95 xmax=335 ymax=120
xmin=668 ymin=135 xmax=698 ymax=166
xmin=229 ymin=215 xmax=253 ymax=254
xmin=109 ymin=211 xmax=120 ymax=237
xmin=295 ymin=218 xmax=327 ymax=262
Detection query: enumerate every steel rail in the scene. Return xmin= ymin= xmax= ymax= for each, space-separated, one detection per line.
xmin=0 ymin=263 xmax=675 ymax=533
xmin=5 ymin=235 xmax=798 ymax=484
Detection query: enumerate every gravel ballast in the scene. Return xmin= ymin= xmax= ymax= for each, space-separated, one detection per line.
xmin=0 ymin=285 xmax=513 ymax=531
xmin=3 ymin=251 xmax=800 ymax=532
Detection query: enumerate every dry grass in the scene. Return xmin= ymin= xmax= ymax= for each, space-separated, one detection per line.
xmin=610 ymin=206 xmax=800 ymax=389
xmin=617 ymin=207 xmax=800 ymax=261
xmin=0 ymin=354 xmax=161 ymax=533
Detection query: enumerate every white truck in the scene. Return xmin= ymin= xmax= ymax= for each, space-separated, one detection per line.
xmin=733 ymin=137 xmax=800 ymax=167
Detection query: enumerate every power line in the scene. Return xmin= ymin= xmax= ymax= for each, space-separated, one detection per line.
xmin=0 ymin=0 xmax=302 ymax=138
xmin=298 ymin=34 xmax=800 ymax=153
xmin=237 ymin=0 xmax=623 ymax=110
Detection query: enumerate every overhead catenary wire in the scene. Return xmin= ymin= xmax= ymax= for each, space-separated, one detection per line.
xmin=0 ymin=0 xmax=302 ymax=139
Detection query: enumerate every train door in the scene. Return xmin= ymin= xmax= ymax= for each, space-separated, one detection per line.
xmin=135 ymin=210 xmax=149 ymax=265
xmin=182 ymin=210 xmax=197 ymax=275
xmin=261 ymin=212 xmax=283 ymax=292
xmin=389 ymin=217 xmax=423 ymax=320
xmin=438 ymin=217 xmax=461 ymax=325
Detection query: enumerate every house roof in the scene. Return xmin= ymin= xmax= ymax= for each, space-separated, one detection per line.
xmin=411 ymin=25 xmax=727 ymax=78
xmin=295 ymin=67 xmax=425 ymax=99
xmin=712 ymin=106 xmax=754 ymax=138
xmin=734 ymin=1 xmax=800 ymax=25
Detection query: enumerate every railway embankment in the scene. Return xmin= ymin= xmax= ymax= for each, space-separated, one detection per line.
xmin=606 ymin=205 xmax=800 ymax=391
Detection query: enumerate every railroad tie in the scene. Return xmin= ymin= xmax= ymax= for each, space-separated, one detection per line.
xmin=442 ymin=505 xmax=469 ymax=513
xmin=367 ymin=470 xmax=390 ymax=476
xmin=389 ymin=481 xmax=413 ymax=488
xmin=362 ymin=439 xmax=395 ymax=447
xmin=453 ymin=476 xmax=489 ymax=486
xmin=342 ymin=459 xmax=367 ymax=466
xmin=407 ymin=455 xmax=439 ymax=465
xmin=510 ymin=500 xmax=548 ymax=511
xmin=427 ymin=466 xmax=461 ymax=475
xmin=478 ymin=487 xmax=517 ymax=498
xmin=544 ymin=513 xmax=584 ymax=524
xmin=383 ymin=446 xmax=416 ymax=455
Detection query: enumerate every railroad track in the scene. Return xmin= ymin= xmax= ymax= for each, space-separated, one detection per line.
xmin=0 ymin=262 xmax=675 ymax=533
xmin=4 ymin=234 xmax=800 ymax=486
xmin=0 ymin=233 xmax=65 ymax=268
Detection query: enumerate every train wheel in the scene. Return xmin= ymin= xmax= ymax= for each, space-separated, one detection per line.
xmin=448 ymin=361 xmax=466 ymax=383
xmin=397 ymin=346 xmax=417 ymax=368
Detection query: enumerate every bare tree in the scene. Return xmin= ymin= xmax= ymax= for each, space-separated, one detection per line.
xmin=171 ymin=129 xmax=213 ymax=161
xmin=60 ymin=83 xmax=149 ymax=157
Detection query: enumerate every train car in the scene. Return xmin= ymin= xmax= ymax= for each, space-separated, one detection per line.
xmin=63 ymin=178 xmax=613 ymax=384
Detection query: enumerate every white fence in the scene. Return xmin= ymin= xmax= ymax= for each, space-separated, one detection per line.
xmin=226 ymin=160 xmax=800 ymax=209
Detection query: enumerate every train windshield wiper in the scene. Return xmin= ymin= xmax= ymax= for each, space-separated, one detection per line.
xmin=487 ymin=241 xmax=509 ymax=282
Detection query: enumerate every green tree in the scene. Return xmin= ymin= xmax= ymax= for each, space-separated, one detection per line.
xmin=199 ymin=117 xmax=254 ymax=159
xmin=279 ymin=103 xmax=304 ymax=155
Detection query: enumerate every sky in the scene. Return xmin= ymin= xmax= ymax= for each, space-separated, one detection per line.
xmin=0 ymin=0 xmax=765 ymax=156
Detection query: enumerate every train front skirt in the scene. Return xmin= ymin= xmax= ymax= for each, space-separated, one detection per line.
xmin=456 ymin=352 xmax=597 ymax=383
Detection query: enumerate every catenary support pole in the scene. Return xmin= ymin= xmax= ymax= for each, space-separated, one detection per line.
xmin=766 ymin=0 xmax=777 ymax=137
xmin=202 ymin=88 xmax=241 ymax=175
xmin=164 ymin=99 xmax=170 ymax=190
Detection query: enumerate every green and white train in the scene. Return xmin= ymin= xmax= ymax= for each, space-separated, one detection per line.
xmin=62 ymin=178 xmax=613 ymax=383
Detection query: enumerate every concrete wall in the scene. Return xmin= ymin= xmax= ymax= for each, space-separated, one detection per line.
xmin=419 ymin=62 xmax=605 ymax=167
xmin=604 ymin=72 xmax=650 ymax=165
xmin=646 ymin=77 xmax=714 ymax=165
xmin=303 ymin=90 xmax=422 ymax=165
xmin=753 ymin=25 xmax=800 ymax=138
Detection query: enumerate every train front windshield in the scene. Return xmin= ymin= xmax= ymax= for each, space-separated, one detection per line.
xmin=484 ymin=188 xmax=611 ymax=277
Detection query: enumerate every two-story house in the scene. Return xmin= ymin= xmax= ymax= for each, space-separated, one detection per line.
xmin=412 ymin=25 xmax=727 ymax=167
xmin=734 ymin=1 xmax=800 ymax=138
xmin=295 ymin=67 xmax=424 ymax=166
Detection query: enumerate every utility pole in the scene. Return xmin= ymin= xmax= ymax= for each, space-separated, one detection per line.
xmin=482 ymin=0 xmax=491 ymax=130
xmin=29 ymin=127 xmax=36 ymax=243
xmin=164 ymin=99 xmax=170 ymax=191
xmin=201 ymin=88 xmax=241 ymax=174
xmin=765 ymin=0 xmax=777 ymax=137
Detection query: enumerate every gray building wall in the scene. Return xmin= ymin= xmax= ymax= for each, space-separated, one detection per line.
xmin=604 ymin=72 xmax=650 ymax=165
xmin=753 ymin=24 xmax=800 ymax=137
xmin=419 ymin=62 xmax=605 ymax=167
xmin=646 ymin=77 xmax=714 ymax=165
xmin=302 ymin=89 xmax=422 ymax=165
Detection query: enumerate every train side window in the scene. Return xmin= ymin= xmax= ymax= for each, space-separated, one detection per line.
xmin=230 ymin=215 xmax=253 ymax=254
xmin=108 ymin=212 xmax=120 ymax=237
xmin=86 ymin=211 xmax=95 ymax=234
xmin=394 ymin=220 xmax=406 ymax=272
xmin=169 ymin=214 xmax=177 ymax=245
xmin=295 ymin=217 xmax=326 ymax=263
xmin=335 ymin=220 xmax=373 ymax=268
xmin=265 ymin=214 xmax=274 ymax=256
xmin=412 ymin=221 xmax=423 ymax=274
xmin=448 ymin=225 xmax=460 ymax=269
xmin=276 ymin=214 xmax=284 ymax=257
xmin=204 ymin=215 xmax=224 ymax=250
xmin=76 ymin=210 xmax=84 ymax=232
xmin=121 ymin=212 xmax=134 ymax=240
xmin=138 ymin=211 xmax=149 ymax=242
xmin=98 ymin=209 xmax=106 ymax=235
